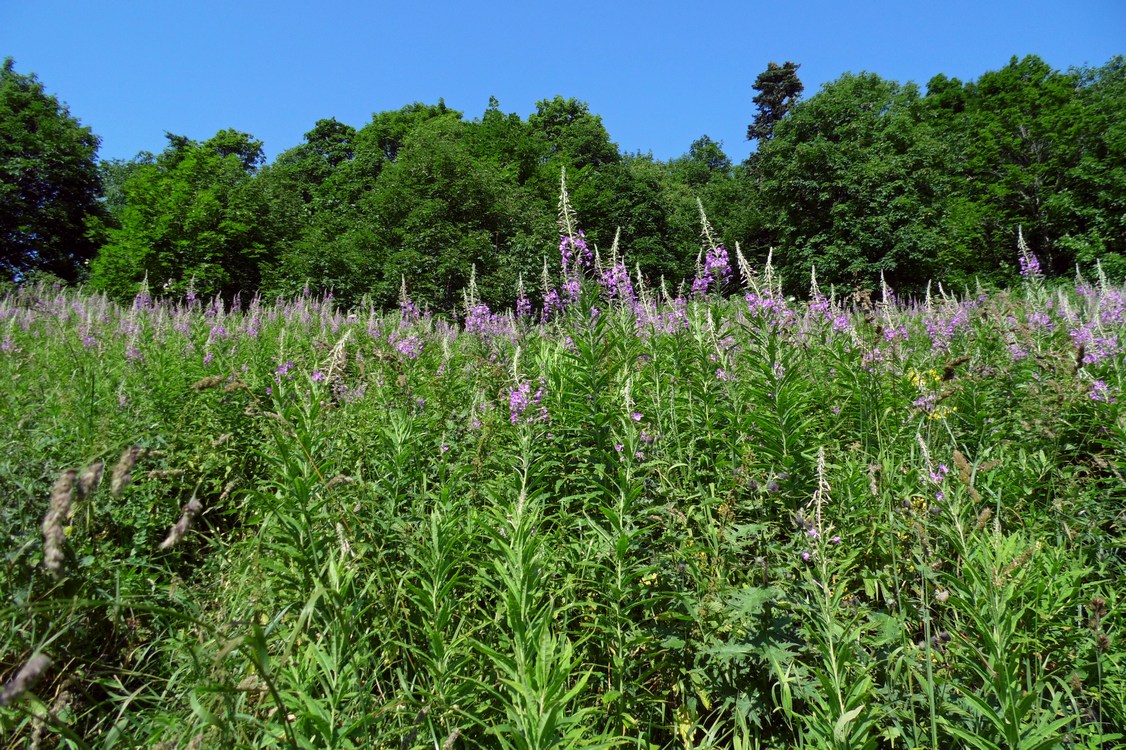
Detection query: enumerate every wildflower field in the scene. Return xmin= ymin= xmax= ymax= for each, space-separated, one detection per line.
xmin=1 ymin=221 xmax=1124 ymax=748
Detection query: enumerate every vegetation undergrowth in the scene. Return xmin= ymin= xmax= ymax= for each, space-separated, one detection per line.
xmin=1 ymin=192 xmax=1123 ymax=749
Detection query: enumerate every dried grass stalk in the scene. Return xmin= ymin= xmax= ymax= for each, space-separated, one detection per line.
xmin=41 ymin=470 xmax=76 ymax=575
xmin=159 ymin=496 xmax=203 ymax=550
xmin=77 ymin=461 xmax=104 ymax=499
xmin=190 ymin=375 xmax=225 ymax=392
xmin=0 ymin=652 xmax=52 ymax=706
xmin=110 ymin=446 xmax=143 ymax=497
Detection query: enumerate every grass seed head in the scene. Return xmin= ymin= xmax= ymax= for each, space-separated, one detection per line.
xmin=42 ymin=469 xmax=77 ymax=575
xmin=190 ymin=375 xmax=225 ymax=391
xmin=0 ymin=652 xmax=52 ymax=707
xmin=77 ymin=461 xmax=104 ymax=499
xmin=974 ymin=506 xmax=993 ymax=531
xmin=110 ymin=446 xmax=143 ymax=497
xmin=159 ymin=496 xmax=203 ymax=550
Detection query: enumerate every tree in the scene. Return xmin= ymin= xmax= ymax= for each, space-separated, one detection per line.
xmin=528 ymin=96 xmax=620 ymax=170
xmin=746 ymin=62 xmax=804 ymax=143
xmin=751 ymin=72 xmax=959 ymax=290
xmin=670 ymin=135 xmax=732 ymax=187
xmin=954 ymin=55 xmax=1087 ymax=274
xmin=89 ymin=130 xmax=270 ymax=301
xmin=0 ymin=58 xmax=103 ymax=282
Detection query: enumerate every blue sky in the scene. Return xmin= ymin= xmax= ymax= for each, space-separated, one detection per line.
xmin=2 ymin=1 xmax=1123 ymax=165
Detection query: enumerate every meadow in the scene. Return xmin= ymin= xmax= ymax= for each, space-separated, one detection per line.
xmin=0 ymin=222 xmax=1123 ymax=748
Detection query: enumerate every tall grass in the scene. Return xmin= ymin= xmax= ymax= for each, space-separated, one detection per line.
xmin=0 ymin=215 xmax=1123 ymax=748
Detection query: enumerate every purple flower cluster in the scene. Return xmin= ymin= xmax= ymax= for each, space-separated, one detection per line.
xmin=692 ymin=245 xmax=733 ymax=297
xmin=925 ymin=307 xmax=971 ymax=354
xmin=560 ymin=231 xmax=592 ymax=271
xmin=1089 ymin=380 xmax=1116 ymax=403
xmin=1027 ymin=311 xmax=1053 ymax=331
xmin=541 ymin=289 xmax=563 ymax=322
xmin=509 ymin=380 xmax=549 ymax=424
xmin=599 ymin=262 xmax=634 ymax=303
xmin=464 ymin=303 xmax=515 ymax=340
xmin=394 ymin=335 xmax=423 ymax=360
xmin=1019 ymin=250 xmax=1042 ymax=278
xmin=1070 ymin=325 xmax=1120 ymax=366
xmin=274 ymin=360 xmax=295 ymax=382
xmin=745 ymin=291 xmax=793 ymax=324
xmin=633 ymin=297 xmax=690 ymax=336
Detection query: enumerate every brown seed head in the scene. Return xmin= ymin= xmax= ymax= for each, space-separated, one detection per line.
xmin=110 ymin=446 xmax=143 ymax=497
xmin=42 ymin=470 xmax=77 ymax=574
xmin=77 ymin=461 xmax=104 ymax=499
xmin=974 ymin=507 xmax=993 ymax=532
xmin=159 ymin=496 xmax=203 ymax=550
xmin=0 ymin=652 xmax=52 ymax=707
xmin=953 ymin=450 xmax=972 ymax=484
xmin=190 ymin=375 xmax=225 ymax=392
xmin=942 ymin=355 xmax=970 ymax=381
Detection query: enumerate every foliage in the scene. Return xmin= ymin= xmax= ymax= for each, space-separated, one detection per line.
xmin=746 ymin=61 xmax=805 ymax=143
xmin=0 ymin=58 xmax=103 ymax=282
xmin=0 ymin=207 xmax=1123 ymax=746
xmin=88 ymin=129 xmax=270 ymax=301
xmin=6 ymin=53 xmax=1126 ymax=309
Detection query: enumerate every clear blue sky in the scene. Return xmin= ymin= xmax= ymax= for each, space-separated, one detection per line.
xmin=2 ymin=0 xmax=1123 ymax=165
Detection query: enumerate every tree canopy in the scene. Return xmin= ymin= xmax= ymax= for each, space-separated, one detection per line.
xmin=10 ymin=55 xmax=1126 ymax=305
xmin=0 ymin=58 xmax=102 ymax=282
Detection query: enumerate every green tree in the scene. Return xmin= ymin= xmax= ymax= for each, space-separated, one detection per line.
xmin=0 ymin=58 xmax=103 ymax=282
xmin=669 ymin=135 xmax=732 ymax=188
xmin=746 ymin=61 xmax=804 ymax=143
xmin=954 ymin=55 xmax=1089 ymax=274
xmin=1063 ymin=56 xmax=1126 ymax=278
xmin=89 ymin=129 xmax=269 ymax=300
xmin=751 ymin=72 xmax=959 ymax=290
xmin=528 ymin=96 xmax=620 ymax=170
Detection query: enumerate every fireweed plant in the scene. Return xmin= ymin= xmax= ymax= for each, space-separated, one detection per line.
xmin=0 ymin=180 xmax=1123 ymax=749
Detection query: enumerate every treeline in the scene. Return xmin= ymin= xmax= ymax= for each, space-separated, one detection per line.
xmin=3 ymin=54 xmax=1125 ymax=309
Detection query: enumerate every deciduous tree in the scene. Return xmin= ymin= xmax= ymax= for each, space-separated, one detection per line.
xmin=0 ymin=58 xmax=102 ymax=282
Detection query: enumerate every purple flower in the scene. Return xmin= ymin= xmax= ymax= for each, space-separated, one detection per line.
xmin=560 ymin=231 xmax=593 ymax=270
xmin=1090 ymin=380 xmax=1116 ymax=403
xmin=801 ymin=550 xmax=812 ymax=563
xmin=830 ymin=535 xmax=841 ymax=545
xmin=563 ymin=276 xmax=581 ymax=305
xmin=394 ymin=335 xmax=422 ymax=360
xmin=631 ymin=411 xmax=643 ymax=422
xmin=599 ymin=261 xmax=634 ymax=303
xmin=509 ymin=381 xmax=531 ymax=424
xmin=311 ymin=370 xmax=325 ymax=382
